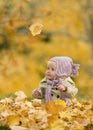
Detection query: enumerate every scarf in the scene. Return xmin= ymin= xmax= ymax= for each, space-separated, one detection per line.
xmin=45 ymin=78 xmax=62 ymax=102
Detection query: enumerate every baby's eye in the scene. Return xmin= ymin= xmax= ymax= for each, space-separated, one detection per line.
xmin=52 ymin=68 xmax=55 ymax=71
xmin=47 ymin=67 xmax=49 ymax=70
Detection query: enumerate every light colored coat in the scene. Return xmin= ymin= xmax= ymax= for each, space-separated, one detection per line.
xmin=32 ymin=77 xmax=78 ymax=103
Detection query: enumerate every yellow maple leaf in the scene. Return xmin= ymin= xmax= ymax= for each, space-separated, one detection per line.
xmin=29 ymin=23 xmax=43 ymax=36
xmin=45 ymin=100 xmax=64 ymax=115
xmin=55 ymin=99 xmax=66 ymax=107
xmin=49 ymin=119 xmax=65 ymax=130
xmin=59 ymin=111 xmax=71 ymax=121
xmin=10 ymin=126 xmax=29 ymax=130
xmin=7 ymin=115 xmax=21 ymax=126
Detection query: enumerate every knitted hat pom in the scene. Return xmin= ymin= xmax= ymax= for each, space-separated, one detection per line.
xmin=71 ymin=63 xmax=80 ymax=77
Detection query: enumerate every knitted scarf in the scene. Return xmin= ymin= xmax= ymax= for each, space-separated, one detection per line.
xmin=45 ymin=78 xmax=62 ymax=102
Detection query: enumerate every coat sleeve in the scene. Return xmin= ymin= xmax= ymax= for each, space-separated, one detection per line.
xmin=62 ymin=77 xmax=78 ymax=98
xmin=32 ymin=78 xmax=47 ymax=99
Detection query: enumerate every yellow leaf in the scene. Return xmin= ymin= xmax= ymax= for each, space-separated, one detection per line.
xmin=10 ymin=126 xmax=29 ymax=130
xmin=45 ymin=100 xmax=63 ymax=115
xmin=59 ymin=111 xmax=71 ymax=121
xmin=7 ymin=115 xmax=21 ymax=125
xmin=49 ymin=119 xmax=64 ymax=130
xmin=29 ymin=23 xmax=43 ymax=36
xmin=55 ymin=99 xmax=66 ymax=107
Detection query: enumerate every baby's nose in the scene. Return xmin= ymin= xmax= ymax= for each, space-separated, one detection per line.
xmin=46 ymin=70 xmax=51 ymax=74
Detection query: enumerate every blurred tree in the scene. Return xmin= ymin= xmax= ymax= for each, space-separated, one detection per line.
xmin=0 ymin=0 xmax=93 ymax=97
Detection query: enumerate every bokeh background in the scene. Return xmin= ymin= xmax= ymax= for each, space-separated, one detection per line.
xmin=0 ymin=0 xmax=93 ymax=99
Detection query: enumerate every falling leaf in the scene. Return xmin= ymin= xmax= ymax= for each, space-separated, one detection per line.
xmin=29 ymin=23 xmax=43 ymax=36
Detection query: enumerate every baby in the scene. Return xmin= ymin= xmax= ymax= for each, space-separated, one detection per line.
xmin=32 ymin=56 xmax=80 ymax=106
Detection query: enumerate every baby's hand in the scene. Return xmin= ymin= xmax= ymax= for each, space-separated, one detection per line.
xmin=57 ymin=85 xmax=66 ymax=92
xmin=34 ymin=89 xmax=42 ymax=98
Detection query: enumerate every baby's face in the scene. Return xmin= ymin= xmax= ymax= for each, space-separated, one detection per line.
xmin=45 ymin=61 xmax=57 ymax=80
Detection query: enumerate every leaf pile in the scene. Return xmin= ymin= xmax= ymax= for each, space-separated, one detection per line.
xmin=0 ymin=91 xmax=49 ymax=130
xmin=0 ymin=91 xmax=93 ymax=130
xmin=47 ymin=99 xmax=93 ymax=130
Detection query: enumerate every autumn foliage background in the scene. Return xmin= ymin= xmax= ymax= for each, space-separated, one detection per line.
xmin=0 ymin=0 xmax=93 ymax=99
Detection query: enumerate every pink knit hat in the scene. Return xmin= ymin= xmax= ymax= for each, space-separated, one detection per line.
xmin=49 ymin=56 xmax=80 ymax=77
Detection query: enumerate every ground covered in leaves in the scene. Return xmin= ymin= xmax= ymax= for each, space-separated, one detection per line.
xmin=0 ymin=91 xmax=93 ymax=130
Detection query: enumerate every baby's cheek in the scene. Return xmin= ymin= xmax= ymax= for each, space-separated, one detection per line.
xmin=53 ymin=73 xmax=57 ymax=78
xmin=45 ymin=71 xmax=47 ymax=75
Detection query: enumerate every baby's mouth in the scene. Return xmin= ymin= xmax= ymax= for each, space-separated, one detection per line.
xmin=46 ymin=73 xmax=51 ymax=76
